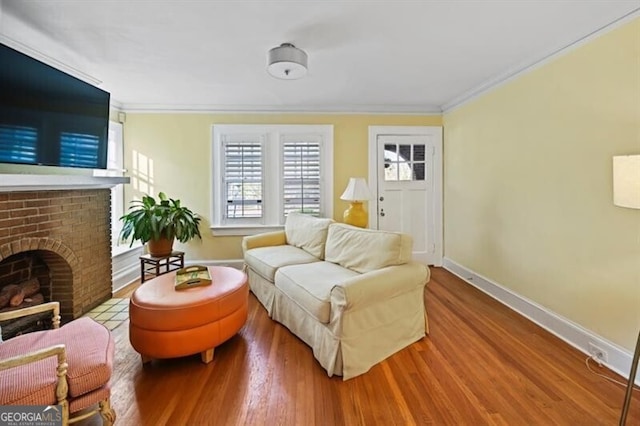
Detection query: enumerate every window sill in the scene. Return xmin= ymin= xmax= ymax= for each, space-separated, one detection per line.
xmin=210 ymin=225 xmax=284 ymax=237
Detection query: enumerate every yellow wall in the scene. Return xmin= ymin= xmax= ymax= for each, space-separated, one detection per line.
xmin=123 ymin=113 xmax=441 ymax=260
xmin=443 ymin=19 xmax=640 ymax=350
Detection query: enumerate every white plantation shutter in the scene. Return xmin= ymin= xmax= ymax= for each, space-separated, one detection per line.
xmin=283 ymin=139 xmax=321 ymax=216
xmin=224 ymin=139 xmax=263 ymax=219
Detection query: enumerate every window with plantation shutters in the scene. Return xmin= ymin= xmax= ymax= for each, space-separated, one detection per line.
xmin=0 ymin=125 xmax=38 ymax=164
xmin=212 ymin=124 xmax=333 ymax=235
xmin=224 ymin=140 xmax=263 ymax=219
xmin=283 ymin=140 xmax=321 ymax=216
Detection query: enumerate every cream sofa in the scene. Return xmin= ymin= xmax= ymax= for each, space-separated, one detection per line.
xmin=242 ymin=212 xmax=430 ymax=380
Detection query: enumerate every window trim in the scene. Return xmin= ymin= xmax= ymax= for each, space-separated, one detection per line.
xmin=211 ymin=124 xmax=333 ymax=236
xmin=93 ymin=121 xmax=125 ymax=251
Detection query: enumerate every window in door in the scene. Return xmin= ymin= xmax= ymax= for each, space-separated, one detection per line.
xmin=384 ymin=143 xmax=426 ymax=181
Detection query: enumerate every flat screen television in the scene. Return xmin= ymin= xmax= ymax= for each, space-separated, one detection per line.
xmin=0 ymin=43 xmax=110 ymax=169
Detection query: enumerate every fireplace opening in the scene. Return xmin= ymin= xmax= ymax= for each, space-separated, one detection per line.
xmin=0 ymin=250 xmax=72 ymax=339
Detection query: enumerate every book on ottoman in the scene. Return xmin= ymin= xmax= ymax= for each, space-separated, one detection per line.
xmin=175 ymin=265 xmax=212 ymax=290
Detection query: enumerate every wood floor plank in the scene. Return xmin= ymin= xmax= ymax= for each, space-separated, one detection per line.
xmin=107 ymin=267 xmax=640 ymax=425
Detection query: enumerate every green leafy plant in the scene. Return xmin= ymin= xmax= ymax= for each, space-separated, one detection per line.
xmin=119 ymin=192 xmax=202 ymax=246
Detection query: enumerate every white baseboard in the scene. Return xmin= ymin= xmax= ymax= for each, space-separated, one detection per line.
xmin=187 ymin=259 xmax=244 ymax=270
xmin=111 ymin=245 xmax=144 ymax=293
xmin=112 ymin=266 xmax=139 ymax=294
xmin=443 ymin=258 xmax=638 ymax=385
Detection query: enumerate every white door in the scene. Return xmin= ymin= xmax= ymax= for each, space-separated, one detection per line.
xmin=368 ymin=127 xmax=443 ymax=265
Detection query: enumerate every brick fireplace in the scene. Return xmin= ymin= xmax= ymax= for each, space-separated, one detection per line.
xmin=0 ymin=175 xmax=128 ymax=322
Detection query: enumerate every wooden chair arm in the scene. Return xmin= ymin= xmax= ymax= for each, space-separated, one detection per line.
xmin=0 ymin=343 xmax=69 ymax=407
xmin=0 ymin=301 xmax=61 ymax=328
xmin=0 ymin=343 xmax=66 ymax=371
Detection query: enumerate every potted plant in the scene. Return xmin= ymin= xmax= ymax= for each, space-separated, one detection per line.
xmin=119 ymin=192 xmax=202 ymax=257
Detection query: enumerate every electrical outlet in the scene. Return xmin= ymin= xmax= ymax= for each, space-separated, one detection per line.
xmin=588 ymin=342 xmax=608 ymax=364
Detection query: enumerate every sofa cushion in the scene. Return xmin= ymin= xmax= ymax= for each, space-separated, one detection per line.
xmin=285 ymin=212 xmax=333 ymax=259
xmin=325 ymin=223 xmax=413 ymax=273
xmin=245 ymin=245 xmax=320 ymax=282
xmin=275 ymin=262 xmax=359 ymax=324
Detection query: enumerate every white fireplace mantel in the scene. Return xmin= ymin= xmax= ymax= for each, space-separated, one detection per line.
xmin=0 ymin=174 xmax=130 ymax=192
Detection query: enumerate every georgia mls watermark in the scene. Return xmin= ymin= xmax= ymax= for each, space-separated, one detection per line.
xmin=0 ymin=405 xmax=62 ymax=426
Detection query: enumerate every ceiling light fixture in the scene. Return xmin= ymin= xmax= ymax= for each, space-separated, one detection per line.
xmin=267 ymin=43 xmax=308 ymax=80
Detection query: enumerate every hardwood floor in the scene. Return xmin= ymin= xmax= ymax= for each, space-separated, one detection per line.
xmin=109 ymin=267 xmax=639 ymax=425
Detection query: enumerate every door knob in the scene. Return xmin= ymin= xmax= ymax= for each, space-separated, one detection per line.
xmin=379 ymin=196 xmax=384 ymax=202
xmin=380 ymin=209 xmax=385 ymax=217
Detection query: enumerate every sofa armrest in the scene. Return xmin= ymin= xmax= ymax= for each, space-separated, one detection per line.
xmin=0 ymin=301 xmax=61 ymax=329
xmin=331 ymin=262 xmax=429 ymax=310
xmin=242 ymin=231 xmax=287 ymax=253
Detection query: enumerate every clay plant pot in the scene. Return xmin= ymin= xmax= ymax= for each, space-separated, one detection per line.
xmin=147 ymin=236 xmax=174 ymax=257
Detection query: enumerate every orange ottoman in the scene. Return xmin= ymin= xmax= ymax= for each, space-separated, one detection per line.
xmin=129 ymin=266 xmax=248 ymax=364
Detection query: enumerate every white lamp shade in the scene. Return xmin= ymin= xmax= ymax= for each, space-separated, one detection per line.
xmin=340 ymin=177 xmax=371 ymax=201
xmin=613 ymin=155 xmax=640 ymax=209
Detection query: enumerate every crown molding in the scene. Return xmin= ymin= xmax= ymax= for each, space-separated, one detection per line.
xmin=109 ymin=99 xmax=124 ymax=111
xmin=442 ymin=8 xmax=640 ymax=114
xmin=118 ymin=103 xmax=442 ymax=115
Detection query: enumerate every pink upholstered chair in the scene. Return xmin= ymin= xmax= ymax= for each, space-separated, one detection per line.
xmin=0 ymin=302 xmax=116 ymax=425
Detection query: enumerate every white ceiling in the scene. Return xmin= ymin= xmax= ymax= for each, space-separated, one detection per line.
xmin=1 ymin=0 xmax=638 ymax=113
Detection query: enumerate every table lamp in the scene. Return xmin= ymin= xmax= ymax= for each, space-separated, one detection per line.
xmin=613 ymin=154 xmax=640 ymax=426
xmin=340 ymin=177 xmax=371 ymax=228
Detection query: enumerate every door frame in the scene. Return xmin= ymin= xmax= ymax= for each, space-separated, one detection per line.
xmin=367 ymin=126 xmax=443 ymax=266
